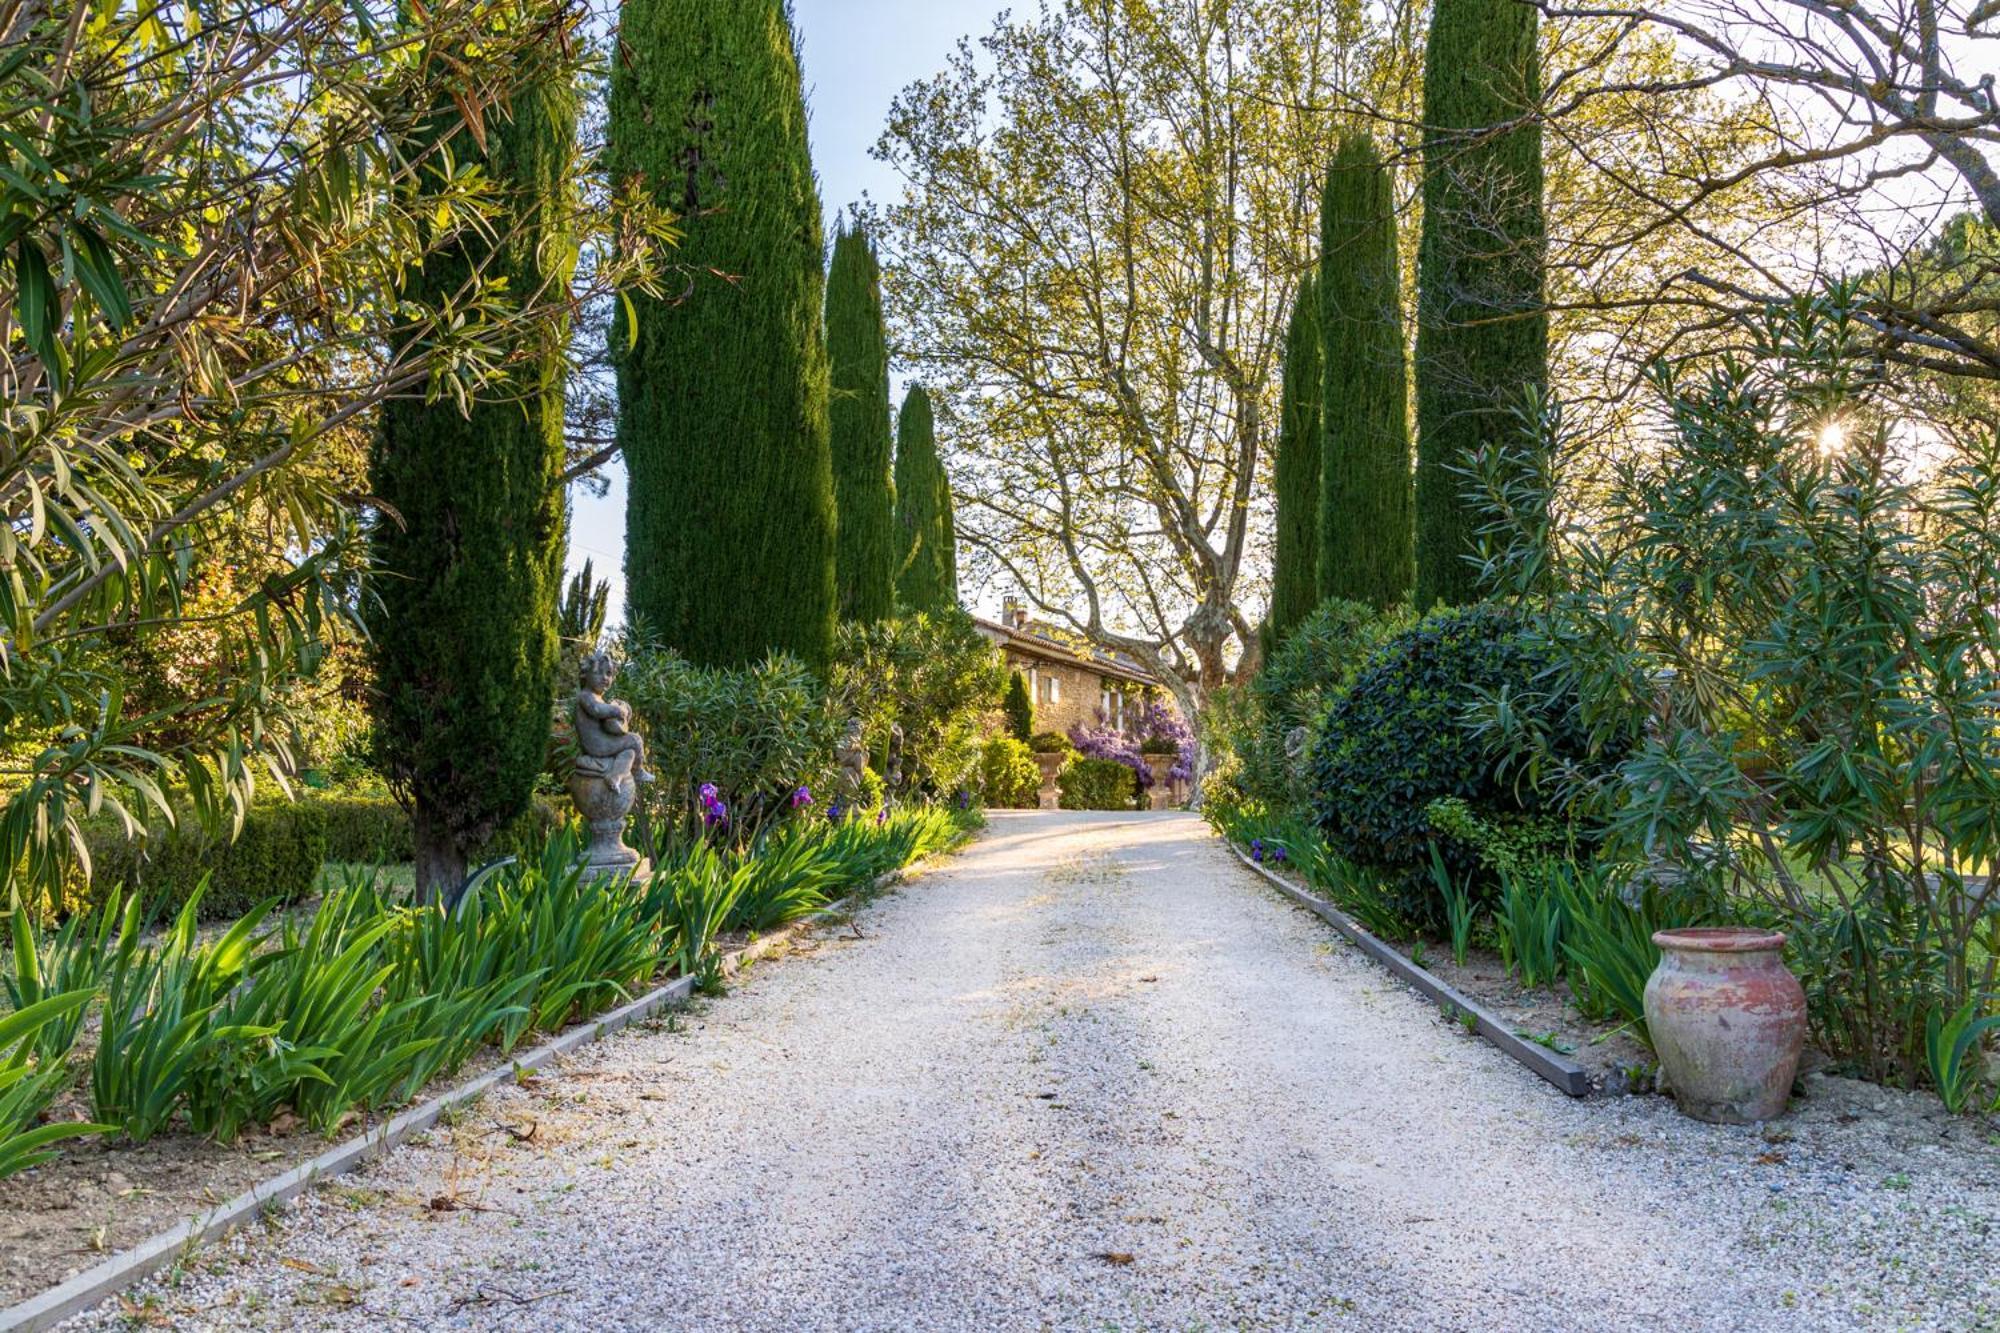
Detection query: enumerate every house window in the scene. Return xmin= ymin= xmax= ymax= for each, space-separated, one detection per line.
xmin=1043 ymin=674 xmax=1061 ymax=705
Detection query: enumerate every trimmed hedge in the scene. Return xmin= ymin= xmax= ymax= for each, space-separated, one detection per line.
xmin=78 ymin=801 xmax=330 ymax=920
xmin=1308 ymin=605 xmax=1622 ymax=925
xmin=68 ymin=793 xmax=567 ymax=921
xmin=1059 ymin=757 xmax=1138 ymax=811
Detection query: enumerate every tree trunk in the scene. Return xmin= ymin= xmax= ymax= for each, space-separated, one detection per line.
xmin=412 ymin=807 xmax=466 ymax=904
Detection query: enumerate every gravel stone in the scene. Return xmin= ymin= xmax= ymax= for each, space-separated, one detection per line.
xmin=65 ymin=811 xmax=2000 ymax=1331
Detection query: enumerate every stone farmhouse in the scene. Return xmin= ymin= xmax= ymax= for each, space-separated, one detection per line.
xmin=973 ymin=599 xmax=1161 ymax=738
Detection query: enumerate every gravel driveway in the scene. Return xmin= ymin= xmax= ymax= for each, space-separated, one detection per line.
xmin=73 ymin=811 xmax=2000 ymax=1331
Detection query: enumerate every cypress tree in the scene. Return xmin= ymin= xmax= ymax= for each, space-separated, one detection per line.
xmin=1003 ymin=670 xmax=1034 ymax=742
xmin=1413 ymin=0 xmax=1547 ymax=608
xmin=825 ymin=220 xmax=897 ymax=622
xmin=610 ymin=0 xmax=836 ymax=666
xmin=894 ymin=385 xmax=958 ymax=611
xmin=1319 ymin=133 xmax=1414 ymax=611
xmin=1269 ymin=272 xmax=1322 ymax=644
xmin=372 ymin=69 xmax=577 ymax=896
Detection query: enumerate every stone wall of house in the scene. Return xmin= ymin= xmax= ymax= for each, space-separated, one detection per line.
xmin=1004 ymin=653 xmax=1145 ymax=739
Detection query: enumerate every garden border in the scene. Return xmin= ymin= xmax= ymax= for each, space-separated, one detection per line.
xmin=0 ymin=864 xmax=919 ymax=1333
xmin=1228 ymin=844 xmax=1593 ymax=1098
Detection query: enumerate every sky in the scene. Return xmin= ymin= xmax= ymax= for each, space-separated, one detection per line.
xmin=568 ymin=0 xmax=1012 ymax=626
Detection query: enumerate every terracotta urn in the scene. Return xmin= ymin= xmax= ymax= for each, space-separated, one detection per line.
xmin=1143 ymin=755 xmax=1174 ymax=810
xmin=1644 ymin=928 xmax=1806 ymax=1124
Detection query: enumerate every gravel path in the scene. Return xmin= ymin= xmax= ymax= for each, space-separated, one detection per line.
xmin=73 ymin=811 xmax=2000 ymax=1331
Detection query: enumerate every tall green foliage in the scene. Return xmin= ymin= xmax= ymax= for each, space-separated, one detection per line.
xmin=1318 ymin=134 xmax=1414 ymax=611
xmin=1270 ymin=273 xmax=1322 ymax=644
xmin=611 ymin=0 xmax=836 ymax=667
xmin=894 ymin=385 xmax=958 ymax=611
xmin=1413 ymin=0 xmax=1547 ymax=608
xmin=372 ymin=73 xmax=576 ymax=895
xmin=826 ymin=221 xmax=898 ymax=622
xmin=1003 ymin=670 xmax=1035 ymax=742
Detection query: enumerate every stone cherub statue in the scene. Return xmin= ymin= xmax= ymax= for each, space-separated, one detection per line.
xmin=835 ymin=717 xmax=869 ymax=801
xmin=568 ymin=651 xmax=653 ymax=878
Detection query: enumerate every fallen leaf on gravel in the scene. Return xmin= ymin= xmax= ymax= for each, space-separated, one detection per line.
xmin=1756 ymin=1152 xmax=1788 ymax=1165
xmin=1139 ymin=976 xmax=1159 ymax=983
xmin=280 ymin=1258 xmax=332 ymax=1276
xmin=1093 ymin=1251 xmax=1136 ymax=1266
xmin=427 ymin=1196 xmax=461 ymax=1213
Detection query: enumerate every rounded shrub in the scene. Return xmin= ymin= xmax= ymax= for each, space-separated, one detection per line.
xmin=981 ymin=736 xmax=1041 ymax=809
xmin=1028 ymin=731 xmax=1073 ymax=755
xmin=1059 ymin=757 xmax=1138 ymax=811
xmin=1309 ymin=605 xmax=1618 ymax=922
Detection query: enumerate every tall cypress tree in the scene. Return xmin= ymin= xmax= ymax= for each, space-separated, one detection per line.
xmin=894 ymin=385 xmax=958 ymax=611
xmin=1414 ymin=0 xmax=1547 ymax=608
xmin=610 ymin=0 xmax=836 ymax=666
xmin=1319 ymin=132 xmax=1414 ymax=611
xmin=1269 ymin=272 xmax=1322 ymax=644
xmin=372 ymin=69 xmax=576 ymax=896
xmin=825 ymin=220 xmax=896 ymax=622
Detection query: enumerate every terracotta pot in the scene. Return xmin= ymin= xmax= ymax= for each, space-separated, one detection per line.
xmin=1644 ymin=927 xmax=1806 ymax=1124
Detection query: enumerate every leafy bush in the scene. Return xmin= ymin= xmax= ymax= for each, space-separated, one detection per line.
xmin=1028 ymin=731 xmax=1073 ymax=754
xmin=830 ymin=609 xmax=1007 ymax=798
xmin=1472 ymin=294 xmax=2000 ymax=1090
xmin=981 ymin=736 xmax=1041 ymax=808
xmin=1245 ymin=598 xmax=1411 ymax=806
xmin=1309 ymin=605 xmax=1623 ymax=927
xmin=617 ymin=644 xmax=836 ymax=828
xmin=1059 ymin=758 xmax=1138 ymax=810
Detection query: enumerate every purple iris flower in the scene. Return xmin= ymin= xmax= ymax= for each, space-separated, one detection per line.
xmin=792 ymin=785 xmax=813 ymax=809
xmin=1250 ymin=838 xmax=1265 ymax=863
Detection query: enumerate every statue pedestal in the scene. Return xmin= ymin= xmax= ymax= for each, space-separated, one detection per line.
xmin=570 ymin=775 xmax=646 ymax=889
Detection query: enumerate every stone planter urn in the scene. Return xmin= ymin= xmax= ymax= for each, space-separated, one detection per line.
xmin=1033 ymin=752 xmax=1066 ymax=810
xmin=1143 ymin=755 xmax=1174 ymax=810
xmin=1644 ymin=928 xmax=1806 ymax=1123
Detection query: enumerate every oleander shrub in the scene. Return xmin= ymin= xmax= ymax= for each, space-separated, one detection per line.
xmin=1310 ymin=605 xmax=1622 ymax=926
xmin=829 ymin=608 xmax=1007 ymax=798
xmin=617 ymin=642 xmax=836 ymax=828
xmin=981 ymin=736 xmax=1041 ymax=809
xmin=1059 ymin=758 xmax=1138 ymax=811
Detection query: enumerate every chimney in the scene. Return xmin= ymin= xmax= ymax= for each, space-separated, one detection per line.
xmin=1002 ymin=596 xmax=1028 ymax=631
